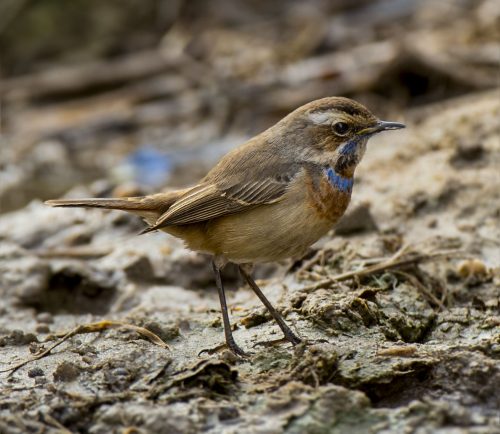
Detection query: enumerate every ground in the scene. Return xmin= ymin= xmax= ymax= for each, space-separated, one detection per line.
xmin=0 ymin=90 xmax=498 ymax=433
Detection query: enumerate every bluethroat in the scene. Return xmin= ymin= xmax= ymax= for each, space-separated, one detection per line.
xmin=46 ymin=97 xmax=405 ymax=356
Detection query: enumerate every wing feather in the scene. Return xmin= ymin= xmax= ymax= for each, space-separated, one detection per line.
xmin=145 ymin=174 xmax=296 ymax=230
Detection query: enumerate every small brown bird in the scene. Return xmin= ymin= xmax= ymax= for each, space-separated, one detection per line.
xmin=46 ymin=97 xmax=404 ymax=356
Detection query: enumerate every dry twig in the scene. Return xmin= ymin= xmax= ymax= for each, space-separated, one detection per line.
xmin=0 ymin=320 xmax=169 ymax=375
xmin=300 ymin=248 xmax=465 ymax=293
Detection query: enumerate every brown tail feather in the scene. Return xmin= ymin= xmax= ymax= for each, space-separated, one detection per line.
xmin=45 ymin=191 xmax=184 ymax=227
xmin=46 ymin=197 xmax=149 ymax=210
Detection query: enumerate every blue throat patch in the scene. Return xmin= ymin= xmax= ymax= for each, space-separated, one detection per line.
xmin=325 ymin=167 xmax=353 ymax=193
xmin=340 ymin=138 xmax=359 ymax=156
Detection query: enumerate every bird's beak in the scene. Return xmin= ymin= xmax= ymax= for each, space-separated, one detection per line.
xmin=358 ymin=120 xmax=405 ymax=135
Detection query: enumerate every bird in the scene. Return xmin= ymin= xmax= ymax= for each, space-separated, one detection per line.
xmin=45 ymin=97 xmax=405 ymax=356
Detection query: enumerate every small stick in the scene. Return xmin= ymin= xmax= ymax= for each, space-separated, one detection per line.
xmin=300 ymin=249 xmax=465 ymax=293
xmin=376 ymin=345 xmax=418 ymax=357
xmin=0 ymin=320 xmax=169 ymax=375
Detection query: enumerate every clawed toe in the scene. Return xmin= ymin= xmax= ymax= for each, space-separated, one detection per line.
xmin=253 ymin=334 xmax=303 ymax=349
xmin=300 ymin=338 xmax=329 ymax=346
xmin=253 ymin=337 xmax=290 ymax=348
xmin=199 ymin=342 xmax=251 ymax=358
xmin=232 ymin=345 xmax=251 ymax=357
xmin=286 ymin=333 xmax=302 ymax=346
xmin=253 ymin=336 xmax=327 ymax=349
xmin=198 ymin=342 xmax=226 ymax=356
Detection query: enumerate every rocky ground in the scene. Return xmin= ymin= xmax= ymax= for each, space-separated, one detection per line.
xmin=0 ymin=1 xmax=499 ymax=433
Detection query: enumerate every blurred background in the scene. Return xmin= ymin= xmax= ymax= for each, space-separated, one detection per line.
xmin=0 ymin=0 xmax=498 ymax=213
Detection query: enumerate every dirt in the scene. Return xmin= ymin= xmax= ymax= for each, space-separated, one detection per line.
xmin=0 ymin=1 xmax=499 ymax=433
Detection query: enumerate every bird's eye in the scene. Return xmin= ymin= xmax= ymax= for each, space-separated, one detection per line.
xmin=332 ymin=122 xmax=350 ymax=136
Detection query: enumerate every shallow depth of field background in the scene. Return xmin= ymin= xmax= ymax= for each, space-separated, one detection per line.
xmin=1 ymin=0 xmax=497 ymax=211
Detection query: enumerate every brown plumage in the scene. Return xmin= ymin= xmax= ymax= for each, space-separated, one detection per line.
xmin=46 ymin=97 xmax=404 ymax=356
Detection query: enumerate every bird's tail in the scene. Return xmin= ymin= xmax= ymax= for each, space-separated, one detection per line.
xmin=45 ymin=191 xmax=183 ymax=226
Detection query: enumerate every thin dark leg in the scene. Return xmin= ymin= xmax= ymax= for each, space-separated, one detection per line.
xmin=212 ymin=261 xmax=248 ymax=356
xmin=239 ymin=266 xmax=301 ymax=345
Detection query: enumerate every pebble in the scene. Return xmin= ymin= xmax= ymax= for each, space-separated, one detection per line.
xmin=53 ymin=361 xmax=81 ymax=382
xmin=28 ymin=367 xmax=44 ymax=378
xmin=82 ymin=355 xmax=94 ymax=364
xmin=35 ymin=324 xmax=50 ymax=334
xmin=334 ymin=203 xmax=378 ymax=235
xmin=457 ymin=259 xmax=488 ymax=278
xmin=36 ymin=312 xmax=54 ymax=324
xmin=112 ymin=367 xmax=129 ymax=377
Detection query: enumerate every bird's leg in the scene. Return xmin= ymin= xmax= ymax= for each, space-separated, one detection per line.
xmin=211 ymin=261 xmax=249 ymax=357
xmin=239 ymin=265 xmax=301 ymax=346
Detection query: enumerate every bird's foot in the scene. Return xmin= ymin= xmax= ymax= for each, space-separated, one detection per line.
xmin=199 ymin=341 xmax=250 ymax=358
xmin=285 ymin=331 xmax=302 ymax=346
xmin=253 ymin=331 xmax=303 ymax=349
xmin=253 ymin=337 xmax=290 ymax=348
xmin=253 ymin=335 xmax=328 ymax=349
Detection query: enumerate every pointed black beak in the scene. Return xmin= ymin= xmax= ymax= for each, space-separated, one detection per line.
xmin=358 ymin=120 xmax=405 ymax=135
xmin=376 ymin=120 xmax=406 ymax=131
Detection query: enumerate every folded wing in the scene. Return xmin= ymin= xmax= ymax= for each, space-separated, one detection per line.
xmin=142 ymin=168 xmax=299 ymax=233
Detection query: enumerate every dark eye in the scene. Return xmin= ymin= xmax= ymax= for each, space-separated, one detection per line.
xmin=332 ymin=122 xmax=350 ymax=136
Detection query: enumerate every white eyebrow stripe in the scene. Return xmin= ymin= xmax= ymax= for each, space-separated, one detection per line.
xmin=308 ymin=111 xmax=333 ymax=125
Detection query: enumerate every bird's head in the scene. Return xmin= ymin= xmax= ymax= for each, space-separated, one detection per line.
xmin=279 ymin=97 xmax=405 ymax=176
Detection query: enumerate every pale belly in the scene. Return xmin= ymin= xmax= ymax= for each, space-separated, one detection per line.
xmin=165 ymin=195 xmax=346 ymax=264
xmin=206 ymin=199 xmax=335 ymax=263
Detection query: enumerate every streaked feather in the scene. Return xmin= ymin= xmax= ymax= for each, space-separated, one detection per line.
xmin=144 ymin=169 xmax=299 ymax=231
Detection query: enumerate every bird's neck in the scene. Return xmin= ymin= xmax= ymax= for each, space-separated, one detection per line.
xmin=332 ymin=136 xmax=367 ymax=179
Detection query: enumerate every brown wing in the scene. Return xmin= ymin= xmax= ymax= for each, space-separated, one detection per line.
xmin=142 ymin=172 xmax=296 ymax=232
